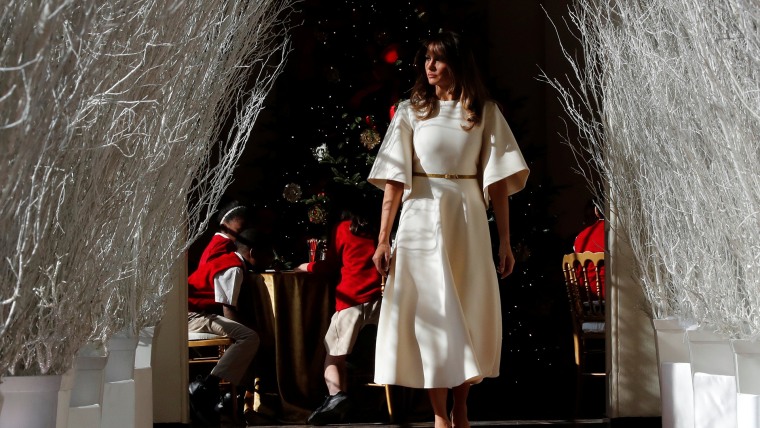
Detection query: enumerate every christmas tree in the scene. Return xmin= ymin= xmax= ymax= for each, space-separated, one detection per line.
xmin=245 ymin=0 xmax=487 ymax=265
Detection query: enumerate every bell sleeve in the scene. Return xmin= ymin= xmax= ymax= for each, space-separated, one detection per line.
xmin=368 ymin=101 xmax=414 ymax=192
xmin=480 ymin=101 xmax=530 ymax=204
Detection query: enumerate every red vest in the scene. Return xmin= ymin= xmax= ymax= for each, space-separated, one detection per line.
xmin=574 ymin=220 xmax=604 ymax=253
xmin=308 ymin=220 xmax=383 ymax=311
xmin=188 ymin=252 xmax=245 ymax=313
xmin=198 ymin=233 xmax=236 ymax=266
xmin=573 ymin=220 xmax=605 ymax=297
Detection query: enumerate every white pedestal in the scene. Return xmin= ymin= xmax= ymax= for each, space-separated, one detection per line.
xmin=693 ymin=372 xmax=737 ymax=428
xmin=68 ymin=404 xmax=102 ymax=428
xmin=738 ymin=393 xmax=760 ymax=428
xmin=653 ymin=318 xmax=695 ymax=428
xmin=733 ymin=340 xmax=760 ymax=428
xmin=689 ymin=328 xmax=737 ymax=428
xmin=661 ymin=362 xmax=695 ymax=428
xmin=100 ymin=379 xmax=135 ymax=428
xmin=0 ymin=374 xmax=62 ymax=428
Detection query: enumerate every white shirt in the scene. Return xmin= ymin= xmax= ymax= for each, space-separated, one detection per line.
xmin=213 ymin=252 xmax=245 ymax=307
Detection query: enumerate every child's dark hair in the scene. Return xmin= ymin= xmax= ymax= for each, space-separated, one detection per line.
xmin=341 ymin=208 xmax=375 ymax=238
xmin=235 ymin=227 xmax=271 ymax=254
xmin=216 ymin=200 xmax=249 ymax=228
xmin=327 ymin=184 xmax=379 ymax=239
xmin=235 ymin=227 xmax=275 ymax=272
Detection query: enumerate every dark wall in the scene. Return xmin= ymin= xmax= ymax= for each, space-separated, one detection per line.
xmin=485 ymin=0 xmax=591 ymax=239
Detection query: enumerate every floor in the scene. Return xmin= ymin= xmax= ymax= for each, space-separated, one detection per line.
xmin=172 ymin=420 xmax=611 ymax=428
xmin=276 ymin=422 xmax=607 ymax=427
xmin=173 ymin=376 xmax=617 ymax=428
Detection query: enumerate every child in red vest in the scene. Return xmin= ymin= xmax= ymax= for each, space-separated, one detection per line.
xmin=188 ymin=227 xmax=272 ymax=425
xmin=296 ymin=186 xmax=383 ymax=425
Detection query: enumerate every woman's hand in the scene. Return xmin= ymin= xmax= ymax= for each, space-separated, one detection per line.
xmin=373 ymin=242 xmax=392 ymax=276
xmin=497 ymin=242 xmax=515 ymax=279
xmin=294 ymin=262 xmax=310 ymax=272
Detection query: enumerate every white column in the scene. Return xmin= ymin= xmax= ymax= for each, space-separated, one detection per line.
xmin=151 ymin=254 xmax=190 ymax=423
xmin=607 ymin=208 xmax=662 ymax=417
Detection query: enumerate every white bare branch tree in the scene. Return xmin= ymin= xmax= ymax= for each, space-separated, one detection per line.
xmin=0 ymin=0 xmax=295 ymax=375
xmin=543 ymin=0 xmax=760 ymax=338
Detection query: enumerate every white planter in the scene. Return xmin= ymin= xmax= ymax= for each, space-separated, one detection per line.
xmin=135 ymin=326 xmax=155 ymax=370
xmin=688 ymin=327 xmax=737 ymax=428
xmin=101 ymin=330 xmax=139 ymax=428
xmin=104 ymin=331 xmax=138 ymax=383
xmin=732 ymin=340 xmax=760 ymax=428
xmin=0 ymin=374 xmax=62 ymax=427
xmin=71 ymin=342 xmax=109 ymax=407
xmin=653 ymin=318 xmax=695 ymax=428
xmin=55 ymin=368 xmax=76 ymax=428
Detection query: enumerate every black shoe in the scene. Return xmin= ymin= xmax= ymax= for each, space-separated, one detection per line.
xmin=215 ymin=391 xmax=234 ymax=416
xmin=307 ymin=391 xmax=351 ymax=425
xmin=189 ymin=376 xmax=220 ymax=426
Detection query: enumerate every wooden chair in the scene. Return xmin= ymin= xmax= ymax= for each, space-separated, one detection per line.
xmin=188 ymin=332 xmax=238 ymax=419
xmin=562 ymin=252 xmax=606 ymax=415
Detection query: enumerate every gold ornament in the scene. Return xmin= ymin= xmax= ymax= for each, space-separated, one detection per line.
xmin=360 ymin=128 xmax=381 ymax=150
xmin=308 ymin=204 xmax=328 ymax=224
xmin=282 ymin=183 xmax=302 ymax=203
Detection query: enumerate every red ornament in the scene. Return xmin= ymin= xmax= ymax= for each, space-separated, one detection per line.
xmin=382 ymin=44 xmax=399 ymax=64
xmin=389 ymin=104 xmax=397 ymax=120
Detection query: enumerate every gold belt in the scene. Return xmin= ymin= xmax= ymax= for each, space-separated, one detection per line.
xmin=412 ymin=172 xmax=477 ymax=179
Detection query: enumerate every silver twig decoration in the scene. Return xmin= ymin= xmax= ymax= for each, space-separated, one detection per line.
xmin=0 ymin=0 xmax=295 ymax=375
xmin=544 ymin=0 xmax=760 ymax=338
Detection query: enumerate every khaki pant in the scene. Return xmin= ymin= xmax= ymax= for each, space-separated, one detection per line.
xmin=188 ymin=312 xmax=260 ymax=386
xmin=324 ymin=298 xmax=382 ymax=356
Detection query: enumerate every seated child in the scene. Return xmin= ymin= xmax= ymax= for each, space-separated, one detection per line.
xmin=187 ymin=227 xmax=271 ymax=424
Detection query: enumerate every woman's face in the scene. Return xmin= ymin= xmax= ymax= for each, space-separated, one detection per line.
xmin=424 ymin=46 xmax=453 ymax=89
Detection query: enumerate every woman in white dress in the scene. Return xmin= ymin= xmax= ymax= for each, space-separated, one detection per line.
xmin=368 ymin=31 xmax=529 ymax=428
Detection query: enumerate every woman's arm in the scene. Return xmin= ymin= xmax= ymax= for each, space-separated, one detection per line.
xmin=488 ymin=178 xmax=514 ymax=279
xmin=372 ymin=180 xmax=404 ymax=275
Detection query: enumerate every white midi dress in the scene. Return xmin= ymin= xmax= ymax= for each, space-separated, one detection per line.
xmin=367 ymin=99 xmax=529 ymax=388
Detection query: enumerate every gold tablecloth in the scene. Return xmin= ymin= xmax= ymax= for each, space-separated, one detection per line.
xmin=246 ymin=271 xmax=333 ymax=423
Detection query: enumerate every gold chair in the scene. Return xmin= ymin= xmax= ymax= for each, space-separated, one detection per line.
xmin=188 ymin=332 xmax=232 ymax=364
xmin=347 ymin=324 xmax=394 ymax=423
xmin=562 ymin=252 xmax=606 ymax=415
xmin=188 ymin=332 xmax=238 ymax=419
xmin=368 ymin=383 xmax=394 ymax=423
